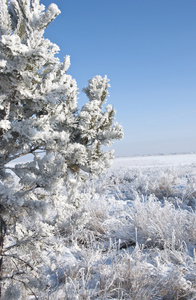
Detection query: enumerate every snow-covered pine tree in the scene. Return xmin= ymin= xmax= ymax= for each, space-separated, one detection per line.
xmin=0 ymin=0 xmax=123 ymax=296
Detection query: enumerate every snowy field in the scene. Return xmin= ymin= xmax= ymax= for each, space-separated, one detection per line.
xmin=4 ymin=153 xmax=196 ymax=299
xmin=112 ymin=153 xmax=196 ymax=169
xmin=48 ymin=153 xmax=196 ymax=299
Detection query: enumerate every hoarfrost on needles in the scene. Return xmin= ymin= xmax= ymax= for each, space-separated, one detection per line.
xmin=0 ymin=0 xmax=123 ymax=297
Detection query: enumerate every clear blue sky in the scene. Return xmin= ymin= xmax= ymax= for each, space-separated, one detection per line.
xmin=43 ymin=0 xmax=196 ymax=156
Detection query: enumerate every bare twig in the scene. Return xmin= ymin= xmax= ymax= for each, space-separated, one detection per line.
xmin=3 ymin=254 xmax=34 ymax=270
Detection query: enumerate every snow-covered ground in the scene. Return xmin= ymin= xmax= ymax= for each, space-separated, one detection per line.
xmin=4 ymin=154 xmax=196 ymax=299
xmin=47 ymin=153 xmax=196 ymax=299
xmin=112 ymin=153 xmax=196 ymax=169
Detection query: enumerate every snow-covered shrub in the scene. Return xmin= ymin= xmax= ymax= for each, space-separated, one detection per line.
xmin=126 ymin=195 xmax=196 ymax=250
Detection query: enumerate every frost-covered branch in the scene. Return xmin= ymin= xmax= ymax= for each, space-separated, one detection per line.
xmin=0 ymin=0 xmax=123 ymax=297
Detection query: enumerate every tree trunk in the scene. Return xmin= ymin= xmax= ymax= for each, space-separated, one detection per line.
xmin=0 ymin=215 xmax=6 ymax=299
